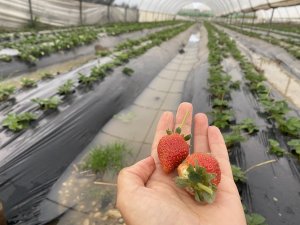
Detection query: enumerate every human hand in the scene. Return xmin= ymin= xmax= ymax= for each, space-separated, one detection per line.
xmin=117 ymin=102 xmax=247 ymax=225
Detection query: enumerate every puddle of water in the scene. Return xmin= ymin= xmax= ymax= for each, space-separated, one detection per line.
xmin=188 ymin=33 xmax=200 ymax=43
xmin=238 ymin=42 xmax=300 ymax=109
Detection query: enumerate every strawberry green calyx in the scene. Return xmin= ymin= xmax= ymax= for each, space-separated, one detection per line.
xmin=166 ymin=111 xmax=192 ymax=140
xmin=176 ymin=164 xmax=217 ymax=204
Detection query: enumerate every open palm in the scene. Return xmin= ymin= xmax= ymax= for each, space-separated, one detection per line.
xmin=117 ymin=102 xmax=246 ymax=225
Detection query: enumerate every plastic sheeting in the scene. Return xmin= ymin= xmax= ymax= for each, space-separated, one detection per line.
xmin=0 ymin=24 xmax=196 ymax=224
xmin=1 ymin=0 xmax=299 ymax=28
xmin=183 ymin=25 xmax=300 ymax=225
xmin=0 ymin=0 xmax=138 ymax=28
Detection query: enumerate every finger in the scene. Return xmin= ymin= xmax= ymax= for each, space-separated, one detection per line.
xmin=117 ymin=156 xmax=156 ymax=191
xmin=174 ymin=102 xmax=193 ymax=143
xmin=151 ymin=111 xmax=174 ymax=163
xmin=208 ymin=126 xmax=233 ymax=177
xmin=117 ymin=156 xmax=156 ymax=211
xmin=193 ymin=113 xmax=209 ymax=153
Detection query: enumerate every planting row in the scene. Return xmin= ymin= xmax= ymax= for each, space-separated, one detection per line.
xmin=217 ymin=22 xmax=300 ymax=60
xmin=206 ymin=21 xmax=300 ymax=225
xmin=0 ymin=22 xmax=191 ymax=105
xmin=242 ymin=22 xmax=300 ymax=36
xmin=240 ymin=24 xmax=300 ymax=40
xmin=214 ymin=24 xmax=300 ymax=157
xmin=0 ymin=22 xmax=193 ymax=134
xmin=205 ymin=22 xmax=267 ymax=224
xmin=0 ymin=21 xmax=180 ymax=63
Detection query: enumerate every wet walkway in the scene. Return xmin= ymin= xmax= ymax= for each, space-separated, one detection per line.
xmin=40 ymin=32 xmax=200 ymax=225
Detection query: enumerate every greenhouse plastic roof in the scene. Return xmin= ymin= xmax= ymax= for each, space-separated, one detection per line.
xmin=113 ymin=0 xmax=300 ymax=15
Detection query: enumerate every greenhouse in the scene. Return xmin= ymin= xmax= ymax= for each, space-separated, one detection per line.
xmin=0 ymin=0 xmax=299 ymax=224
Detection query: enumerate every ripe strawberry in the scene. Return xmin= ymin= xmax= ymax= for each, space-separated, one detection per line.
xmin=158 ymin=132 xmax=190 ymax=173
xmin=176 ymin=153 xmax=221 ymax=203
xmin=157 ymin=111 xmax=191 ymax=173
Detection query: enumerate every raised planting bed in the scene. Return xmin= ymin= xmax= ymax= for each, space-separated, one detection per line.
xmin=0 ymin=21 xmax=181 ymax=79
xmin=184 ymin=22 xmax=300 ymax=225
xmin=217 ymin=23 xmax=300 ymax=60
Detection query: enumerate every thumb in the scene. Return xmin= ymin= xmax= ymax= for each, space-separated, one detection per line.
xmin=117 ymin=156 xmax=156 ymax=211
xmin=117 ymin=156 xmax=156 ymax=191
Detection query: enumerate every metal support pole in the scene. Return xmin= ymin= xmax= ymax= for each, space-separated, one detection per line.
xmin=79 ymin=0 xmax=83 ymax=25
xmin=125 ymin=6 xmax=128 ymax=22
xmin=251 ymin=11 xmax=256 ymax=31
xmin=107 ymin=4 xmax=111 ymax=22
xmin=241 ymin=12 xmax=245 ymax=29
xmin=267 ymin=8 xmax=275 ymax=37
xmin=28 ymin=0 xmax=33 ymax=26
xmin=229 ymin=13 xmax=233 ymax=24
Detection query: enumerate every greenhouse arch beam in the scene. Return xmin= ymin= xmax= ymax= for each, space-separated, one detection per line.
xmin=160 ymin=0 xmax=218 ymax=15
xmin=138 ymin=0 xmax=217 ymax=14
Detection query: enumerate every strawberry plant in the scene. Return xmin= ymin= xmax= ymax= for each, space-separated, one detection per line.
xmin=96 ymin=50 xmax=111 ymax=57
xmin=116 ymin=53 xmax=130 ymax=63
xmin=78 ymin=73 xmax=97 ymax=86
xmin=268 ymin=139 xmax=285 ymax=157
xmin=0 ymin=85 xmax=16 ymax=102
xmin=276 ymin=116 xmax=300 ymax=137
xmin=82 ymin=142 xmax=130 ymax=174
xmin=0 ymin=54 xmax=12 ymax=62
xmin=224 ymin=130 xmax=246 ymax=148
xmin=122 ymin=67 xmax=134 ymax=76
xmin=2 ymin=112 xmax=37 ymax=132
xmin=90 ymin=66 xmax=106 ymax=79
xmin=21 ymin=77 xmax=37 ymax=88
xmin=212 ymin=99 xmax=229 ymax=109
xmin=210 ymin=109 xmax=234 ymax=129
xmin=231 ymin=165 xmax=247 ymax=183
xmin=32 ymin=96 xmax=61 ymax=110
xmin=112 ymin=59 xmax=123 ymax=66
xmin=262 ymin=100 xmax=290 ymax=118
xmin=249 ymin=82 xmax=268 ymax=94
xmin=229 ymin=80 xmax=241 ymax=90
xmin=238 ymin=118 xmax=259 ymax=134
xmin=287 ymin=139 xmax=300 ymax=158
xmin=100 ymin=63 xmax=115 ymax=72
xmin=41 ymin=72 xmax=54 ymax=80
xmin=57 ymin=79 xmax=74 ymax=95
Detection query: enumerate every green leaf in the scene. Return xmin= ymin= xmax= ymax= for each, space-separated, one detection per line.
xmin=32 ymin=96 xmax=61 ymax=110
xmin=239 ymin=118 xmax=259 ymax=134
xmin=0 ymin=85 xmax=16 ymax=102
xmin=246 ymin=213 xmax=267 ymax=225
xmin=2 ymin=112 xmax=37 ymax=132
xmin=224 ymin=131 xmax=246 ymax=148
xmin=57 ymin=79 xmax=74 ymax=95
xmin=287 ymin=139 xmax=300 ymax=157
xmin=268 ymin=139 xmax=285 ymax=157
xmin=231 ymin=165 xmax=247 ymax=183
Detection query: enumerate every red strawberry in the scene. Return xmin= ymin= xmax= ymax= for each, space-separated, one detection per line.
xmin=157 ymin=111 xmax=191 ymax=173
xmin=176 ymin=153 xmax=221 ymax=203
xmin=158 ymin=132 xmax=190 ymax=173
